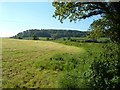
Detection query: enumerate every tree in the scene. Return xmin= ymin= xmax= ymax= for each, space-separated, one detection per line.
xmin=67 ymin=37 xmax=71 ymax=40
xmin=88 ymin=12 xmax=120 ymax=42
xmin=32 ymin=34 xmax=39 ymax=40
xmin=46 ymin=37 xmax=50 ymax=40
xmin=52 ymin=1 xmax=120 ymax=42
xmin=18 ymin=37 xmax=23 ymax=39
xmin=51 ymin=33 xmax=60 ymax=40
xmin=52 ymin=1 xmax=120 ymax=89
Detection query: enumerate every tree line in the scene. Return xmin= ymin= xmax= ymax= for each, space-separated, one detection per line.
xmin=11 ymin=29 xmax=88 ymax=39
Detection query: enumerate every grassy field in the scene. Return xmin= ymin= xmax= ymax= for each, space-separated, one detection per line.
xmin=2 ymin=38 xmax=104 ymax=88
xmin=22 ymin=36 xmax=110 ymax=42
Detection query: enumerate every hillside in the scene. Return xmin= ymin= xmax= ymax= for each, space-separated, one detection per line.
xmin=11 ymin=29 xmax=88 ymax=39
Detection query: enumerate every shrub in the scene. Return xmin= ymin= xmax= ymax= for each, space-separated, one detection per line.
xmin=32 ymin=35 xmax=39 ymax=40
xmin=85 ymin=43 xmax=120 ymax=89
xmin=18 ymin=37 xmax=23 ymax=39
xmin=63 ymin=38 xmax=66 ymax=41
xmin=46 ymin=37 xmax=50 ymax=40
xmin=67 ymin=37 xmax=71 ymax=40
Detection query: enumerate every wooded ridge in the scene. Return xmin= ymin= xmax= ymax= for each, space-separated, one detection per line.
xmin=11 ymin=29 xmax=88 ymax=38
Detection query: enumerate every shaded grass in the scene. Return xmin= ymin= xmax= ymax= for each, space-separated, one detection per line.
xmin=51 ymin=40 xmax=107 ymax=88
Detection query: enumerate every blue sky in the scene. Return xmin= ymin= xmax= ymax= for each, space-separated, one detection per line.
xmin=0 ymin=2 xmax=100 ymax=37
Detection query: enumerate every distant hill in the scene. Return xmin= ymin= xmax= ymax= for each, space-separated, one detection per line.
xmin=11 ymin=29 xmax=88 ymax=39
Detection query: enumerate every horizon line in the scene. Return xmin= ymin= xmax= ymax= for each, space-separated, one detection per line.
xmin=26 ymin=28 xmax=88 ymax=31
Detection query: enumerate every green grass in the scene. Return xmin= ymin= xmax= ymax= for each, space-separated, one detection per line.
xmin=2 ymin=38 xmax=88 ymax=88
xmin=2 ymin=38 xmax=106 ymax=88
xmin=23 ymin=36 xmax=110 ymax=42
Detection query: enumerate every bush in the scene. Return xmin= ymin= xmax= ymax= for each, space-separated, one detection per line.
xmin=85 ymin=43 xmax=120 ymax=89
xmin=32 ymin=35 xmax=39 ymax=40
xmin=18 ymin=37 xmax=23 ymax=39
xmin=67 ymin=37 xmax=71 ymax=40
xmin=63 ymin=38 xmax=66 ymax=41
xmin=46 ymin=37 xmax=50 ymax=40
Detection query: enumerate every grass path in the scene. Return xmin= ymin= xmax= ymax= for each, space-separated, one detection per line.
xmin=2 ymin=38 xmax=86 ymax=88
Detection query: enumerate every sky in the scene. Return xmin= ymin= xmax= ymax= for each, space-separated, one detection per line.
xmin=0 ymin=2 xmax=101 ymax=37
